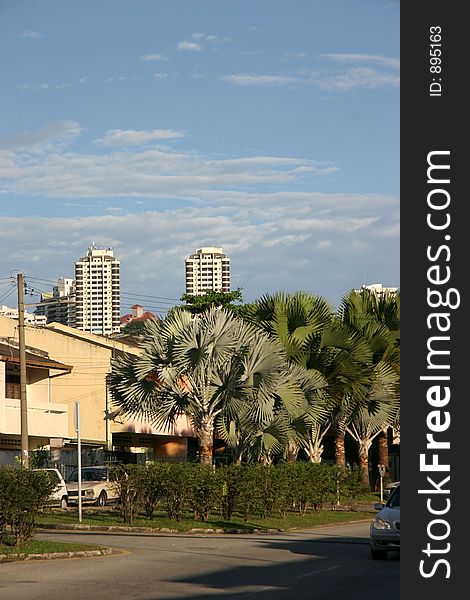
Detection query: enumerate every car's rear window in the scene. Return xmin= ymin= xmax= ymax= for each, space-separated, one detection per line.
xmin=68 ymin=468 xmax=108 ymax=482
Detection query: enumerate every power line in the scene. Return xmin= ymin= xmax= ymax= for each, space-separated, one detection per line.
xmin=0 ymin=285 xmax=17 ymax=304
xmin=24 ymin=275 xmax=182 ymax=302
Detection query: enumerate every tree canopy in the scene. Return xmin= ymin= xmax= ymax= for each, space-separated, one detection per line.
xmin=180 ymin=288 xmax=243 ymax=314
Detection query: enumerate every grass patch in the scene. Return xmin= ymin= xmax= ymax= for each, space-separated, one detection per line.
xmin=0 ymin=539 xmax=106 ymax=556
xmin=37 ymin=506 xmax=373 ymax=533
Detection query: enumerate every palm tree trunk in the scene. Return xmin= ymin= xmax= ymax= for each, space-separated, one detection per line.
xmin=286 ymin=440 xmax=299 ymax=463
xmin=334 ymin=421 xmax=346 ymax=466
xmin=358 ymin=439 xmax=372 ymax=488
xmin=198 ymin=416 xmax=214 ymax=465
xmin=378 ymin=428 xmax=389 ymax=474
xmin=307 ymin=441 xmax=324 ymax=463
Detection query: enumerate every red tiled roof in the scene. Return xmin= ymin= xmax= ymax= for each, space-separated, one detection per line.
xmin=132 ymin=311 xmax=156 ymax=321
xmin=120 ymin=311 xmax=157 ymax=325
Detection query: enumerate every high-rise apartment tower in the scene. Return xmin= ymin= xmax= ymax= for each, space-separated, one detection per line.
xmin=74 ymin=246 xmax=120 ymax=334
xmin=185 ymin=246 xmax=230 ymax=296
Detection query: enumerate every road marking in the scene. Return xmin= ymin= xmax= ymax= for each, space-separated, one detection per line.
xmin=295 ymin=564 xmax=340 ymax=579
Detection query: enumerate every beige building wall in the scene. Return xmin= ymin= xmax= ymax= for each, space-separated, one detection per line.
xmin=0 ymin=316 xmax=195 ymax=454
xmin=0 ymin=359 xmax=68 ymax=447
xmin=0 ymin=316 xmax=140 ymax=446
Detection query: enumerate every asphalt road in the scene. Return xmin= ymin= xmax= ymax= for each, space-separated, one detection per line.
xmin=0 ymin=522 xmax=399 ymax=600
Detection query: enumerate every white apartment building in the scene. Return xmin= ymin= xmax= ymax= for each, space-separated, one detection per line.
xmin=75 ymin=246 xmax=120 ymax=335
xmin=357 ymin=283 xmax=399 ymax=297
xmin=185 ymin=246 xmax=230 ymax=296
xmin=35 ymin=277 xmax=76 ymax=327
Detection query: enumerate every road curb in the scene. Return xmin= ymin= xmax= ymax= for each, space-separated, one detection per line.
xmin=0 ymin=548 xmax=113 ymax=562
xmin=38 ymin=523 xmax=278 ymax=534
xmin=38 ymin=517 xmax=372 ymax=536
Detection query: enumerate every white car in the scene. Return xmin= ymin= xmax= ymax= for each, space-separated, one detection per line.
xmin=66 ymin=466 xmax=119 ymax=507
xmin=384 ymin=480 xmax=400 ymax=498
xmin=34 ymin=468 xmax=68 ymax=509
xmin=370 ymin=483 xmax=400 ymax=559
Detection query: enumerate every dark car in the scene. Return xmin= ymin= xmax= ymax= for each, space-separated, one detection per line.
xmin=370 ymin=483 xmax=400 ymax=559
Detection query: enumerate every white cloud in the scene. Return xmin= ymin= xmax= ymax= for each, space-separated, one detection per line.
xmin=317 ymin=67 xmax=400 ymax=91
xmin=177 ymin=41 xmax=202 ymax=52
xmin=94 ymin=128 xmax=185 ymax=147
xmin=324 ymin=53 xmax=400 ymax=70
xmin=190 ymin=32 xmax=210 ymax=41
xmin=140 ymin=54 xmax=168 ymax=62
xmin=0 ymin=150 xmax=337 ymax=199
xmin=189 ymin=32 xmax=231 ymax=45
xmin=222 ymin=73 xmax=303 ymax=87
xmin=19 ymin=30 xmax=45 ymax=39
xmin=0 ymin=122 xmax=340 ymax=198
xmin=0 ymin=122 xmax=398 ymax=307
xmin=0 ymin=120 xmax=83 ymax=151
xmin=17 ymin=82 xmax=50 ymax=92
xmin=0 ymin=191 xmax=399 ymax=307
xmin=222 ymin=67 xmax=399 ymax=91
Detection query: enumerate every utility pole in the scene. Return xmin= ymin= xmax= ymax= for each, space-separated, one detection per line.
xmin=17 ymin=272 xmax=29 ymax=469
xmin=74 ymin=401 xmax=82 ymax=523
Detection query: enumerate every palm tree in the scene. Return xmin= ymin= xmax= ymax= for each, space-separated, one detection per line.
xmin=240 ymin=291 xmax=375 ymax=465
xmin=239 ymin=291 xmax=333 ymax=461
xmin=108 ymin=308 xmax=299 ymax=465
xmin=339 ymin=290 xmax=400 ymax=481
xmin=346 ymin=359 xmax=400 ymax=485
xmin=316 ymin=320 xmax=373 ymax=466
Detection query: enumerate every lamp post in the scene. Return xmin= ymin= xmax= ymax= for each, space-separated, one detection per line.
xmin=74 ymin=401 xmax=82 ymax=523
xmin=378 ymin=463 xmax=386 ymax=502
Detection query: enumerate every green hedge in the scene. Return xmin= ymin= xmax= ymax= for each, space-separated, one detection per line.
xmin=113 ymin=462 xmax=368 ymax=524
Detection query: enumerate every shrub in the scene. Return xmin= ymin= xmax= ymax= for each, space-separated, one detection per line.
xmin=236 ymin=465 xmax=265 ymax=521
xmin=186 ymin=465 xmax=221 ymax=521
xmin=139 ymin=462 xmax=170 ymax=519
xmin=248 ymin=464 xmax=289 ymax=519
xmin=309 ymin=463 xmax=336 ymax=511
xmin=216 ymin=464 xmax=244 ymax=520
xmin=272 ymin=463 xmax=296 ymax=517
xmin=29 ymin=447 xmax=53 ymax=469
xmin=110 ymin=464 xmax=142 ymax=524
xmin=289 ymin=462 xmax=313 ymax=516
xmin=339 ymin=465 xmax=369 ymax=510
xmin=162 ymin=463 xmax=191 ymax=521
xmin=0 ymin=467 xmax=54 ymax=545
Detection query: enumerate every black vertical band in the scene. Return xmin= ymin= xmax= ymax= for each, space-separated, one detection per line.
xmin=401 ymin=3 xmax=466 ymax=596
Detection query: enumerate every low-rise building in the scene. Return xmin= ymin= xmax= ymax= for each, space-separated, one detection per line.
xmin=120 ymin=304 xmax=156 ymax=329
xmin=0 ymin=315 xmax=194 ymax=467
xmin=0 ymin=305 xmax=47 ymax=326
xmin=0 ymin=339 xmax=71 ymax=464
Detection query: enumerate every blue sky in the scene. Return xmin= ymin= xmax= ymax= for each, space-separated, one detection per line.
xmin=0 ymin=0 xmax=399 ymax=314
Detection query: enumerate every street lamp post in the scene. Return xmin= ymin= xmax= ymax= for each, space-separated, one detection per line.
xmin=378 ymin=463 xmax=386 ymax=502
